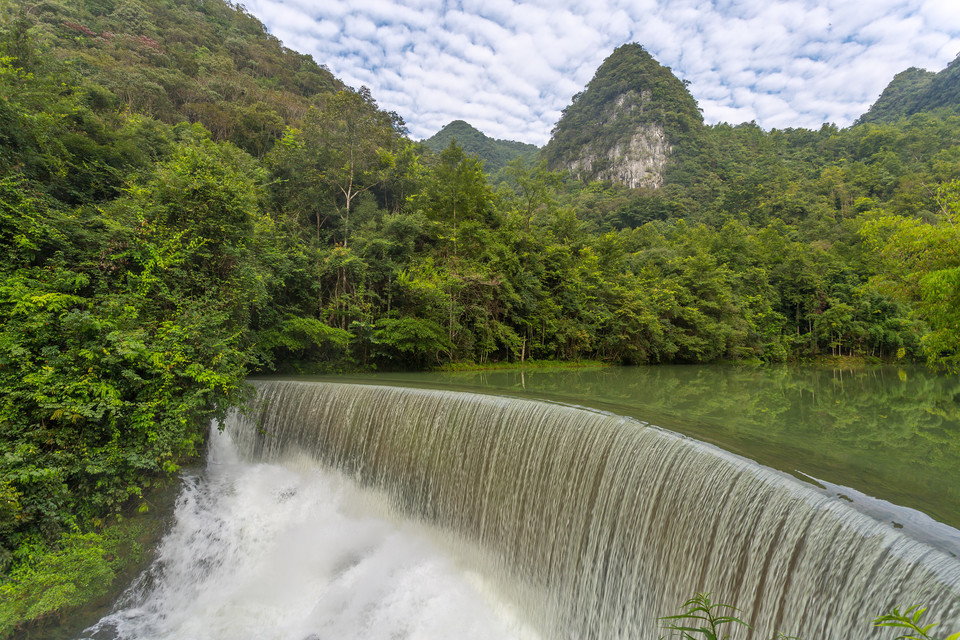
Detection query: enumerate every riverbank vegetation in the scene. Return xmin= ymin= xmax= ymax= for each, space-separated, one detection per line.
xmin=660 ymin=593 xmax=960 ymax=640
xmin=1 ymin=0 xmax=959 ymax=632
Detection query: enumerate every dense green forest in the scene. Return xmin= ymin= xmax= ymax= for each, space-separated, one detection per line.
xmin=1 ymin=0 xmax=960 ymax=633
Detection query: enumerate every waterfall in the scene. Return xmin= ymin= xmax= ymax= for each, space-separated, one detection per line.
xmin=223 ymin=380 xmax=960 ymax=640
xmin=81 ymin=401 xmax=539 ymax=640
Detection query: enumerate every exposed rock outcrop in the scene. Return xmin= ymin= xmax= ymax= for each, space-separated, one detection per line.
xmin=566 ymin=118 xmax=670 ymax=188
xmin=542 ymin=44 xmax=703 ymax=189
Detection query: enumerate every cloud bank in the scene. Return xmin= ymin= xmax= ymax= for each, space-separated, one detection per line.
xmin=242 ymin=0 xmax=960 ymax=145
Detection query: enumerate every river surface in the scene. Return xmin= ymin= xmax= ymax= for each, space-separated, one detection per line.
xmin=81 ymin=364 xmax=960 ymax=639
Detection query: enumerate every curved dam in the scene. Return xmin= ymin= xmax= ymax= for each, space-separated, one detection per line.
xmin=208 ymin=379 xmax=960 ymax=640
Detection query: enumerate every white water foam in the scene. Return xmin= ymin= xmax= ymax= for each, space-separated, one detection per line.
xmin=81 ymin=427 xmax=541 ymax=640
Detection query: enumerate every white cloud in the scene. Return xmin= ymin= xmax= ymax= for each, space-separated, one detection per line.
xmin=245 ymin=0 xmax=960 ymax=145
xmin=921 ymin=1 xmax=960 ymax=32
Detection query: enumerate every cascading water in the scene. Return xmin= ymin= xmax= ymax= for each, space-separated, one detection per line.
xmin=86 ymin=380 xmax=960 ymax=639
xmin=82 ymin=405 xmax=540 ymax=640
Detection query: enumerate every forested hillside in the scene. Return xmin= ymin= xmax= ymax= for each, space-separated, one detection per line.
xmin=1 ymin=0 xmax=960 ymax=633
xmin=859 ymin=54 xmax=960 ymax=124
xmin=422 ymin=120 xmax=539 ymax=173
xmin=1 ymin=0 xmax=340 ymax=157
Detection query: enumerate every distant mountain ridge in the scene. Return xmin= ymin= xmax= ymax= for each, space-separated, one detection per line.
xmin=421 ymin=120 xmax=539 ymax=173
xmin=858 ymin=55 xmax=960 ymax=124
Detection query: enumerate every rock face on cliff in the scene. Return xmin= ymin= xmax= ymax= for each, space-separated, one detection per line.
xmin=542 ymin=44 xmax=703 ymax=189
xmin=562 ymin=89 xmax=671 ymax=188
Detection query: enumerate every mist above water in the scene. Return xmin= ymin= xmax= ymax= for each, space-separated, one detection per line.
xmin=81 ymin=427 xmax=539 ymax=640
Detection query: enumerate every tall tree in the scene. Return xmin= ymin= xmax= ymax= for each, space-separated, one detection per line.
xmin=267 ymin=88 xmax=400 ymax=246
xmin=313 ymin=87 xmax=400 ymax=247
xmin=414 ymin=140 xmax=492 ymax=258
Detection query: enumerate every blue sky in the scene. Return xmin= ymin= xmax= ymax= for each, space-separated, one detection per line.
xmin=242 ymin=0 xmax=960 ymax=146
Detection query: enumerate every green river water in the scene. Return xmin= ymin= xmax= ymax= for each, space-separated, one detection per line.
xmin=287 ymin=364 xmax=960 ymax=544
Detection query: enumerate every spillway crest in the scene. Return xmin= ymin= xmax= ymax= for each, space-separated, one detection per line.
xmin=228 ymin=380 xmax=960 ymax=639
